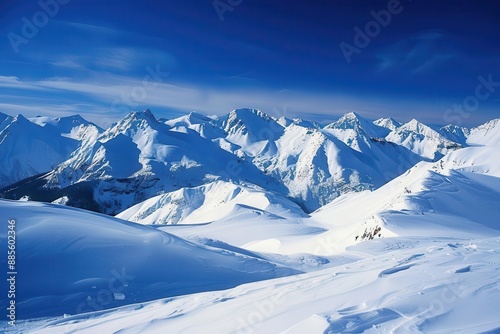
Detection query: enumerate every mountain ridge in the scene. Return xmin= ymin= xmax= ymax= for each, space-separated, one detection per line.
xmin=0 ymin=109 xmax=497 ymax=215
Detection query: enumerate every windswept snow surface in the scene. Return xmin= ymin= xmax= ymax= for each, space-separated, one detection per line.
xmin=16 ymin=237 xmax=500 ymax=334
xmin=0 ymin=200 xmax=298 ymax=320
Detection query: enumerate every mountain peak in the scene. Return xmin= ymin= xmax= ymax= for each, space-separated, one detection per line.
xmin=473 ymin=118 xmax=500 ymax=130
xmin=344 ymin=111 xmax=361 ymax=119
xmin=187 ymin=111 xmax=211 ymax=123
xmin=59 ymin=114 xmax=86 ymax=122
xmin=124 ymin=109 xmax=157 ymax=122
xmin=104 ymin=109 xmax=163 ymax=139
xmin=373 ymin=117 xmax=401 ymax=131
xmin=230 ymin=108 xmax=271 ymax=121
xmin=56 ymin=114 xmax=94 ymax=127
xmin=224 ymin=108 xmax=276 ymax=132
xmin=12 ymin=114 xmax=32 ymax=126
xmin=325 ymin=111 xmax=384 ymax=138
xmin=325 ymin=112 xmax=360 ymax=129
xmin=401 ymin=119 xmax=428 ymax=132
xmin=222 ymin=108 xmax=284 ymax=146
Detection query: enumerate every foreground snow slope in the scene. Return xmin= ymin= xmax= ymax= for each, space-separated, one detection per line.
xmin=20 ymin=236 xmax=500 ymax=333
xmin=0 ymin=200 xmax=298 ymax=319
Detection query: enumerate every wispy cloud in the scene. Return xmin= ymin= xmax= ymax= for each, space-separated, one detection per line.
xmin=50 ymin=58 xmax=86 ymax=69
xmin=376 ymin=30 xmax=456 ymax=74
xmin=0 ymin=76 xmax=50 ymax=91
xmin=48 ymin=46 xmax=176 ymax=74
xmin=15 ymin=20 xmax=178 ymax=75
xmin=1 ymin=73 xmax=484 ymax=127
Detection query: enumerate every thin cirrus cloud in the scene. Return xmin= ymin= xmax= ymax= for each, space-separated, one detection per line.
xmin=48 ymin=47 xmax=177 ymax=75
xmin=0 ymin=73 xmax=471 ymax=128
xmin=20 ymin=20 xmax=178 ymax=77
xmin=52 ymin=49 xmax=136 ymax=72
xmin=375 ymin=30 xmax=457 ymax=74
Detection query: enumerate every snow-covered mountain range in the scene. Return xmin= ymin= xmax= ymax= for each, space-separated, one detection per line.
xmin=2 ymin=109 xmax=495 ymax=216
xmin=0 ymin=108 xmax=499 ymax=333
xmin=0 ymin=113 xmax=101 ymax=188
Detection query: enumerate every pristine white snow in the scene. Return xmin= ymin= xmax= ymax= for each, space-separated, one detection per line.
xmin=0 ymin=200 xmax=298 ymax=320
xmin=385 ymin=119 xmax=462 ymax=160
xmin=117 ymin=180 xmax=308 ymax=225
xmin=19 ymin=236 xmax=500 ymax=334
xmin=467 ymin=118 xmax=500 ymax=146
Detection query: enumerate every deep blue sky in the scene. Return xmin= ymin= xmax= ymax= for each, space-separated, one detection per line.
xmin=1 ymin=0 xmax=499 ymax=127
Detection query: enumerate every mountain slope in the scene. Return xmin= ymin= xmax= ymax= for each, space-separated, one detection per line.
xmin=385 ymin=119 xmax=462 ymax=160
xmin=118 ymin=139 xmax=500 ymax=257
xmin=28 ymin=114 xmax=101 ymax=141
xmin=301 ymin=144 xmax=500 ymax=255
xmin=373 ymin=117 xmax=401 ymax=132
xmin=467 ymin=118 xmax=500 ymax=146
xmin=5 ymin=110 xmax=281 ymax=215
xmin=0 ymin=111 xmax=13 ymax=133
xmin=117 ymin=180 xmax=308 ymax=225
xmin=0 ymin=200 xmax=298 ymax=319
xmin=0 ymin=115 xmax=91 ymax=188
xmin=117 ymin=180 xmax=325 ymax=252
xmin=162 ymin=142 xmax=498 ymax=256
xmin=0 ymin=113 xmax=101 ymax=189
